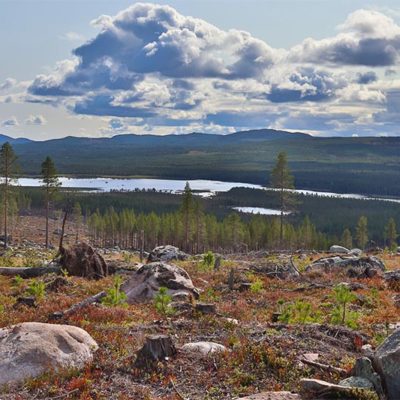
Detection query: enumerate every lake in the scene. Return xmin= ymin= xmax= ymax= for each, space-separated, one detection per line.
xmin=16 ymin=177 xmax=400 ymax=204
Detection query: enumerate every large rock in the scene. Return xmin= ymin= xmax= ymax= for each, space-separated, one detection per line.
xmin=300 ymin=378 xmax=377 ymax=398
xmin=147 ymin=245 xmax=189 ymax=263
xmin=181 ymin=341 xmax=228 ymax=356
xmin=373 ymin=328 xmax=400 ymax=399
xmin=329 ymin=245 xmax=350 ymax=254
xmin=122 ymin=262 xmax=199 ymax=302
xmin=306 ymin=255 xmax=385 ymax=278
xmin=384 ymin=270 xmax=400 ymax=291
xmin=0 ymin=322 xmax=98 ymax=386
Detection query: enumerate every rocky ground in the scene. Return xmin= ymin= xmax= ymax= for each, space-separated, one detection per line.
xmin=0 ymin=241 xmax=399 ymax=399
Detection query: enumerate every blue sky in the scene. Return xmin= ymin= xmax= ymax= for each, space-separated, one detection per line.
xmin=1 ymin=0 xmax=400 ymax=139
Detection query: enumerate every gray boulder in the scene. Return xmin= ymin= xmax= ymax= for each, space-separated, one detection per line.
xmin=0 ymin=322 xmax=98 ymax=386
xmin=339 ymin=376 xmax=374 ymax=390
xmin=122 ymin=262 xmax=199 ymax=302
xmin=373 ymin=328 xmax=400 ymax=400
xmin=349 ymin=248 xmax=363 ymax=256
xmin=148 ymin=245 xmax=189 ymax=262
xmin=384 ymin=270 xmax=400 ymax=290
xmin=329 ymin=245 xmax=350 ymax=254
xmin=181 ymin=341 xmax=228 ymax=356
xmin=306 ymin=255 xmax=385 ymax=278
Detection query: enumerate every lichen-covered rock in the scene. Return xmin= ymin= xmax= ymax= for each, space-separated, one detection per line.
xmin=181 ymin=341 xmax=228 ymax=356
xmin=122 ymin=262 xmax=199 ymax=302
xmin=147 ymin=245 xmax=189 ymax=262
xmin=0 ymin=322 xmax=98 ymax=386
xmin=329 ymin=245 xmax=349 ymax=254
xmin=306 ymin=255 xmax=385 ymax=278
xmin=373 ymin=328 xmax=400 ymax=400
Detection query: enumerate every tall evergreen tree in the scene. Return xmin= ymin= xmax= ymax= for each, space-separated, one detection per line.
xmin=0 ymin=142 xmax=19 ymax=248
xmin=356 ymin=216 xmax=368 ymax=249
xmin=180 ymin=182 xmax=193 ymax=252
xmin=41 ymin=156 xmax=60 ymax=248
xmin=270 ymin=152 xmax=295 ymax=247
xmin=385 ymin=217 xmax=397 ymax=250
xmin=72 ymin=202 xmax=82 ymax=243
xmin=341 ymin=228 xmax=353 ymax=249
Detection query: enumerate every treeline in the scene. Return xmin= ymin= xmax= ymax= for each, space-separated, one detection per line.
xmin=87 ymin=207 xmax=329 ymax=253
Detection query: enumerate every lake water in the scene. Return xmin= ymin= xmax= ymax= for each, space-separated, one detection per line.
xmin=232 ymin=207 xmax=290 ymax=216
xmin=16 ymin=177 xmax=400 ymax=204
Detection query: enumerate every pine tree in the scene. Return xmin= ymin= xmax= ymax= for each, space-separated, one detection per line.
xmin=385 ymin=218 xmax=397 ymax=250
xmin=341 ymin=228 xmax=353 ymax=249
xmin=72 ymin=202 xmax=82 ymax=243
xmin=270 ymin=152 xmax=295 ymax=247
xmin=356 ymin=216 xmax=368 ymax=249
xmin=0 ymin=142 xmax=19 ymax=248
xmin=41 ymin=156 xmax=60 ymax=248
xmin=180 ymin=182 xmax=193 ymax=252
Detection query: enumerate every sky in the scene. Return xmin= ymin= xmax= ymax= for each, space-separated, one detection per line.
xmin=1 ymin=0 xmax=400 ymax=139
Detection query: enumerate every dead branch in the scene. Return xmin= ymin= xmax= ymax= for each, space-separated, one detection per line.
xmin=49 ymin=290 xmax=106 ymax=320
xmin=299 ymin=358 xmax=347 ymax=375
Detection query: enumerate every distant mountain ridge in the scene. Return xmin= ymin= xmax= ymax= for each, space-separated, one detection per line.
xmin=0 ymin=128 xmax=310 ymax=145
xmin=2 ymin=128 xmax=400 ymax=196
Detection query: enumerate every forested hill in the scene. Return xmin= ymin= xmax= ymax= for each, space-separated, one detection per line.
xmin=2 ymin=129 xmax=400 ymax=196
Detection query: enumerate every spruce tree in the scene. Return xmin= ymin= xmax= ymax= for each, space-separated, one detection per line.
xmin=270 ymin=152 xmax=295 ymax=247
xmin=0 ymin=142 xmax=19 ymax=248
xmin=356 ymin=216 xmax=368 ymax=249
xmin=385 ymin=218 xmax=397 ymax=250
xmin=180 ymin=182 xmax=193 ymax=252
xmin=72 ymin=202 xmax=82 ymax=243
xmin=341 ymin=228 xmax=353 ymax=249
xmin=41 ymin=156 xmax=60 ymax=248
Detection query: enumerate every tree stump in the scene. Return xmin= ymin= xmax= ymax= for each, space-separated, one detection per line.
xmin=13 ymin=297 xmax=36 ymax=309
xmin=134 ymin=335 xmax=176 ymax=369
xmin=59 ymin=243 xmax=108 ymax=279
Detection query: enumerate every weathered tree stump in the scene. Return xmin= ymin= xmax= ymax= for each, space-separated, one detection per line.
xmin=59 ymin=243 xmax=108 ymax=279
xmin=13 ymin=297 xmax=36 ymax=309
xmin=134 ymin=335 xmax=176 ymax=369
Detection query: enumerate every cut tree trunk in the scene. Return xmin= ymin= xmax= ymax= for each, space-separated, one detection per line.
xmin=134 ymin=335 xmax=177 ymax=369
xmin=0 ymin=265 xmax=62 ymax=278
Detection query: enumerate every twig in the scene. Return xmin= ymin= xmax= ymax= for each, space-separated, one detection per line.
xmin=299 ymin=358 xmax=346 ymax=375
xmin=44 ymin=388 xmax=79 ymax=399
xmin=170 ymin=378 xmax=187 ymax=400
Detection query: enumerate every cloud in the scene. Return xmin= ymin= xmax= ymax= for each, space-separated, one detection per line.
xmin=29 ymin=2 xmax=277 ymax=99
xmin=0 ymin=78 xmax=17 ymax=91
xmin=24 ymin=4 xmax=400 ymax=136
xmin=356 ymin=71 xmax=378 ymax=84
xmin=289 ymin=9 xmax=400 ymax=67
xmin=25 ymin=115 xmax=47 ymax=125
xmin=2 ymin=116 xmax=19 ymax=127
xmin=60 ymin=32 xmax=85 ymax=41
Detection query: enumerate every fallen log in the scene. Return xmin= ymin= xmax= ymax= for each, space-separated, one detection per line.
xmin=49 ymin=290 xmax=106 ymax=320
xmin=0 ymin=265 xmax=62 ymax=278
